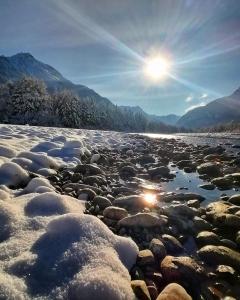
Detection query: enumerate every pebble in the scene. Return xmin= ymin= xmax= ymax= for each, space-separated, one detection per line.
xmin=156 ymin=283 xmax=192 ymax=300
xmin=103 ymin=206 xmax=128 ymax=220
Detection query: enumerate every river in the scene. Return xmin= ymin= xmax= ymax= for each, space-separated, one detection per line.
xmin=142 ymin=132 xmax=240 ymax=205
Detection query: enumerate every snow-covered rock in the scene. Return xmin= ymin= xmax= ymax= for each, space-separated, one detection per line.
xmin=23 ymin=177 xmax=54 ymax=194
xmin=0 ymin=145 xmax=17 ymax=158
xmin=0 ymin=162 xmax=30 ymax=187
xmin=0 ymin=194 xmax=138 ymax=299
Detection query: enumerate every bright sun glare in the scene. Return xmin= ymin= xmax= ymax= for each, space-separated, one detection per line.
xmin=143 ymin=193 xmax=157 ymax=205
xmin=144 ymin=56 xmax=171 ymax=81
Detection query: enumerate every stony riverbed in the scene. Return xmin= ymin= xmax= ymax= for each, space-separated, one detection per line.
xmin=0 ymin=125 xmax=239 ymax=299
xmin=47 ymin=134 xmax=240 ymax=300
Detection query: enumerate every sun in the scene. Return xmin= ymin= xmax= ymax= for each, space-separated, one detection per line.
xmin=144 ymin=56 xmax=171 ymax=81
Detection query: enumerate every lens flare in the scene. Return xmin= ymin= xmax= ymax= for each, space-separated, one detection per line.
xmin=144 ymin=56 xmax=171 ymax=81
xmin=143 ymin=193 xmax=157 ymax=205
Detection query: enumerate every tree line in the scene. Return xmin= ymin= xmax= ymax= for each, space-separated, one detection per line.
xmin=0 ymin=77 xmax=183 ymax=133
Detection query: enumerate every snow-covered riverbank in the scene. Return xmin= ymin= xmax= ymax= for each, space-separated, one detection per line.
xmin=0 ymin=124 xmax=139 ymax=299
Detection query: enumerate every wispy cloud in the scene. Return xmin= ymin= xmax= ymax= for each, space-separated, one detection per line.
xmin=200 ymin=93 xmax=208 ymax=99
xmin=185 ymin=101 xmax=206 ymax=112
xmin=185 ymin=95 xmax=193 ymax=102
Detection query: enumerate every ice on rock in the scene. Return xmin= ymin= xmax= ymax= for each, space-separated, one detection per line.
xmin=0 ymin=162 xmax=30 ymax=187
xmin=25 ymin=192 xmax=85 ymax=216
xmin=23 ymin=178 xmax=54 ymax=194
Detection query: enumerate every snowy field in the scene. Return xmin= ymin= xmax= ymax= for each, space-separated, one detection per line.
xmin=0 ymin=124 xmax=139 ymax=299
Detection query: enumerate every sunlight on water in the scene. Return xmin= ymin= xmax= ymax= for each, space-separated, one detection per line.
xmin=143 ymin=193 xmax=158 ymax=205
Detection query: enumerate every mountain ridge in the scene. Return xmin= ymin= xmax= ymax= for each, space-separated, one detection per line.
xmin=177 ymin=88 xmax=240 ymax=128
xmin=0 ymin=53 xmax=179 ymax=126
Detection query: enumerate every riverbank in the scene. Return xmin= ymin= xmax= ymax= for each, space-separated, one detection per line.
xmin=0 ymin=125 xmax=239 ymax=299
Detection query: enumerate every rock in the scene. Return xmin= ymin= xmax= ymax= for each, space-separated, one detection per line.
xmin=71 ymin=173 xmax=83 ymax=183
xmin=203 ymin=146 xmax=224 ymax=155
xmin=156 ymin=283 xmax=192 ymax=300
xmin=118 ymin=213 xmax=167 ymax=228
xmin=162 ymin=193 xmax=205 ymax=202
xmin=197 ymin=162 xmax=221 ymax=177
xmin=137 ymin=249 xmax=155 ymax=266
xmin=148 ymin=166 xmax=170 ymax=178
xmin=206 ymin=201 xmax=232 ymax=217
xmin=216 ymin=265 xmax=237 ymax=283
xmin=90 ymin=153 xmax=101 ymax=163
xmin=196 ymin=231 xmax=221 ymax=246
xmin=113 ymin=195 xmax=154 ymax=209
xmin=74 ymin=164 xmax=104 ymax=175
xmin=173 ymin=152 xmax=190 ymax=161
xmin=161 ymin=255 xmax=205 ymax=285
xmin=198 ymin=245 xmax=240 ymax=271
xmin=220 ymin=239 xmax=238 ymax=250
xmin=165 ymin=204 xmax=196 ymax=219
xmin=199 ymin=183 xmax=215 ymax=190
xmin=147 ymin=282 xmax=158 ymax=300
xmin=230 ymin=173 xmax=240 ymax=183
xmin=211 ymin=177 xmax=232 ymax=190
xmin=213 ymin=213 xmax=240 ymax=228
xmin=137 ymin=155 xmax=156 ymax=165
xmin=160 ymin=234 xmax=184 ymax=255
xmin=149 ymin=238 xmax=167 ymax=260
xmin=131 ymin=280 xmax=151 ymax=300
xmin=228 ymin=194 xmax=240 ymax=205
xmin=92 ymin=196 xmax=112 ymax=210
xmin=83 ymin=175 xmax=107 ymax=186
xmin=187 ymin=199 xmax=200 ymax=208
xmin=103 ymin=206 xmax=128 ymax=220
xmin=120 ymin=165 xmax=137 ymax=177
xmin=78 ymin=188 xmax=96 ymax=201
xmin=193 ymin=217 xmax=212 ymax=232
xmin=176 ymin=160 xmax=195 ymax=169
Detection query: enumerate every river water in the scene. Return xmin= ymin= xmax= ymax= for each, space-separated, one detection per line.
xmin=142 ymin=132 xmax=240 ymax=204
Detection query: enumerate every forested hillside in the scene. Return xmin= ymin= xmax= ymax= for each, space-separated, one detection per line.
xmin=0 ymin=77 xmax=182 ymax=133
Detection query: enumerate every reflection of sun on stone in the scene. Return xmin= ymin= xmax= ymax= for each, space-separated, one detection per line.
xmin=143 ymin=193 xmax=157 ymax=205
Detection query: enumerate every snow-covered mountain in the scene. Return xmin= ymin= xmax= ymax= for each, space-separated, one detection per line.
xmin=177 ymin=87 xmax=240 ymax=129
xmin=0 ymin=53 xmax=112 ymax=106
xmin=120 ymin=106 xmax=180 ymax=125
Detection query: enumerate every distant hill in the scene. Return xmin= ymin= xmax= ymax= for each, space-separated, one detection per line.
xmin=177 ymin=88 xmax=240 ymax=129
xmin=120 ymin=106 xmax=180 ymax=125
xmin=149 ymin=114 xmax=180 ymax=125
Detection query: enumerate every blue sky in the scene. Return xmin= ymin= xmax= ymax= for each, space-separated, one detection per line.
xmin=0 ymin=0 xmax=240 ymax=115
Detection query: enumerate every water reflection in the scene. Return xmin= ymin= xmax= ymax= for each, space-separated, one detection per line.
xmin=142 ymin=193 xmax=157 ymax=206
